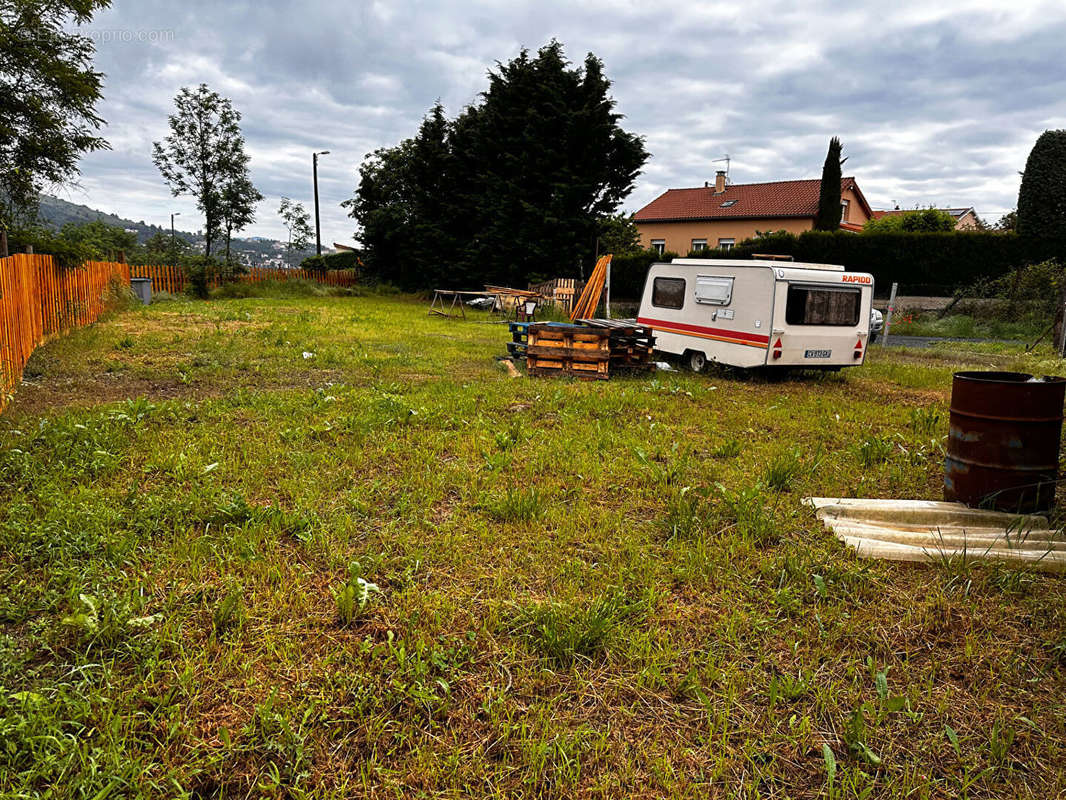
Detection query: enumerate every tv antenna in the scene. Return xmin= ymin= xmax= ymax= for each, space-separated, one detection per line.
xmin=712 ymin=154 xmax=731 ymax=184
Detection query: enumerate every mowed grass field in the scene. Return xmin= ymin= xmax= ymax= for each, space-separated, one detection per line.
xmin=2 ymin=290 xmax=1065 ymax=799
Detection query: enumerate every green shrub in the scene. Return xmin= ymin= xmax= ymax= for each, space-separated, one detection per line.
xmin=300 ymin=250 xmax=362 ymax=271
xmin=183 ymin=256 xmax=219 ymax=299
xmin=6 ymin=226 xmax=95 ymax=269
xmin=863 ymin=208 xmax=957 ymax=233
xmin=989 ymin=259 xmax=1064 ymax=320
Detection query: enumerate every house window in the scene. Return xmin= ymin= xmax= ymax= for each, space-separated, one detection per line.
xmin=720 ymin=199 xmax=738 ymax=207
xmin=650 ymin=239 xmax=665 ymax=256
xmin=691 ymin=238 xmax=707 ymax=252
xmin=840 ymin=199 xmax=850 ymax=222
xmin=652 ymin=277 xmax=686 ymax=309
xmin=718 ymin=238 xmax=735 ymax=250
xmin=694 ymin=276 xmax=734 ymax=306
xmin=785 ymin=285 xmax=861 ymax=326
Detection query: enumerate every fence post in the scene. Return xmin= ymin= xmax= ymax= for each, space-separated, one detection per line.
xmin=1057 ymin=282 xmax=1066 ymax=358
xmin=605 ymin=260 xmax=611 ymax=319
xmin=880 ymin=282 xmax=898 ymax=349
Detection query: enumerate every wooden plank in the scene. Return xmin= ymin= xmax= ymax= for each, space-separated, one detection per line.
xmin=526 ymin=345 xmax=609 ymax=361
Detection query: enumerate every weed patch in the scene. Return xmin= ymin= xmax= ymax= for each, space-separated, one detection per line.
xmin=511 ymin=592 xmax=646 ymax=665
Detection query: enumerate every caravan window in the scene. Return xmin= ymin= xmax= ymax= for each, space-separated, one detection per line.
xmin=694 ymin=276 xmax=734 ymax=306
xmin=785 ymin=285 xmax=861 ymax=326
xmin=652 ymin=277 xmax=685 ymax=309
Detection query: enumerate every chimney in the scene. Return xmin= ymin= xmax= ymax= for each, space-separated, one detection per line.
xmin=714 ymin=170 xmax=727 ymax=194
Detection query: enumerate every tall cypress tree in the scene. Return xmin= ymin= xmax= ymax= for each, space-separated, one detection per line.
xmin=814 ymin=137 xmax=844 ymax=231
xmin=1017 ymin=130 xmax=1066 ymax=239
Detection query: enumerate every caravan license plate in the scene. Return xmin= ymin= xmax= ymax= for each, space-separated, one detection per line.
xmin=804 ymin=349 xmax=832 ymax=359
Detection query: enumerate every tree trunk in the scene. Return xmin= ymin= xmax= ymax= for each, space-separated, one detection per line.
xmin=1055 ymin=281 xmax=1066 ymax=357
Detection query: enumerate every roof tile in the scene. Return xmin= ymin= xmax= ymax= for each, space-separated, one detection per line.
xmin=634 ymin=177 xmax=861 ymax=222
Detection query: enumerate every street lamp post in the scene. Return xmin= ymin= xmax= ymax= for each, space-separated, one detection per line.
xmin=313 ymin=150 xmax=330 ymax=257
xmin=170 ymin=212 xmax=181 ymax=256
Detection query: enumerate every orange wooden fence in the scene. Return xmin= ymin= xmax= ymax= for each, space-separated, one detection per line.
xmin=1 ymin=257 xmax=360 ymax=414
xmin=1 ymin=255 xmax=130 ymax=414
xmin=129 ymin=264 xmax=359 ymax=293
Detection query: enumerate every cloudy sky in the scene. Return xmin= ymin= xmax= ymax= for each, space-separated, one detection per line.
xmin=67 ymin=0 xmax=1066 ymax=244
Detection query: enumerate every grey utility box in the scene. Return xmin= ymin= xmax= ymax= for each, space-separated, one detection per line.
xmin=130 ymin=277 xmax=152 ymax=306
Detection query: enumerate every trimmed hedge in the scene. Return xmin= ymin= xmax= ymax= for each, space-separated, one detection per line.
xmin=684 ymin=231 xmax=1065 ymax=295
xmin=610 ymin=249 xmax=679 ymax=300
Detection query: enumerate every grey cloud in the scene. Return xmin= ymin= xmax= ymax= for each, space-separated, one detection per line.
xmin=73 ymin=0 xmax=1066 ymax=241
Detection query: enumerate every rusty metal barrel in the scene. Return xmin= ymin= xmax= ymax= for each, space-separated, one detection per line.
xmin=945 ymin=371 xmax=1066 ymax=513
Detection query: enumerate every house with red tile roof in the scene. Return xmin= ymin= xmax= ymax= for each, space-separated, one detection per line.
xmin=633 ymin=172 xmax=873 ymax=254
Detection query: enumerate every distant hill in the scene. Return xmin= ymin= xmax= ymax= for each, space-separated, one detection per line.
xmin=38 ymin=194 xmax=196 ymax=243
xmin=36 ymin=195 xmax=315 ymax=268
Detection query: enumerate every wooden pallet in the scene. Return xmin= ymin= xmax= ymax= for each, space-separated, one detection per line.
xmin=526 ymin=323 xmax=611 ymax=380
xmin=508 ymin=321 xmax=530 ymax=359
xmin=528 ymin=359 xmax=610 ymax=380
xmin=577 ymin=318 xmax=657 ymax=371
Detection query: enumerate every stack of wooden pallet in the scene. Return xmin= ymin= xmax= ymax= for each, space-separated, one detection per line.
xmin=577 ymin=319 xmax=657 ymax=372
xmin=523 ymin=320 xmax=656 ymax=380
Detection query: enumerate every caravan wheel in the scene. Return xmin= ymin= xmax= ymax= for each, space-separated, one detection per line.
xmin=686 ymin=350 xmax=707 ymax=373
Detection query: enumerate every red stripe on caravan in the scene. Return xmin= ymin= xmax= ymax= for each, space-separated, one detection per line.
xmin=637 ymin=316 xmax=771 ymax=346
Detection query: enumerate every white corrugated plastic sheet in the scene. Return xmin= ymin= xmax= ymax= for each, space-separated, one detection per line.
xmin=806 ymin=497 xmax=1066 ymax=574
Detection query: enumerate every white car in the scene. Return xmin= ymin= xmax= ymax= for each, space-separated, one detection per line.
xmin=870 ymin=308 xmax=884 ymax=342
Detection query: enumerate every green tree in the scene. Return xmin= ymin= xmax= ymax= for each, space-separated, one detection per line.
xmin=153 ymin=85 xmax=251 ymax=258
xmin=1017 ymin=130 xmax=1066 ymax=239
xmin=57 ymin=219 xmax=137 ymax=259
xmin=863 ymin=208 xmax=957 ymax=233
xmin=996 ymin=209 xmax=1018 ymax=233
xmin=131 ymin=230 xmax=194 ymax=265
xmin=345 ymin=104 xmax=461 ymax=288
xmin=346 ymin=141 xmax=418 ymax=284
xmin=278 ymin=197 xmax=312 ymax=258
xmin=220 ymin=170 xmax=262 ymax=267
xmin=0 ymin=1 xmax=111 ymax=232
xmin=814 ymin=137 xmax=844 ymax=231
xmin=348 ymin=41 xmax=648 ymax=289
xmin=597 ymin=213 xmax=642 ymax=255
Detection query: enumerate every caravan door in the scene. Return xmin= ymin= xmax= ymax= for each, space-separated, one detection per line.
xmin=769 ymin=272 xmax=873 ymax=368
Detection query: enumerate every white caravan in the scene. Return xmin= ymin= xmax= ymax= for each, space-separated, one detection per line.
xmin=636 ymin=258 xmax=875 ymax=372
